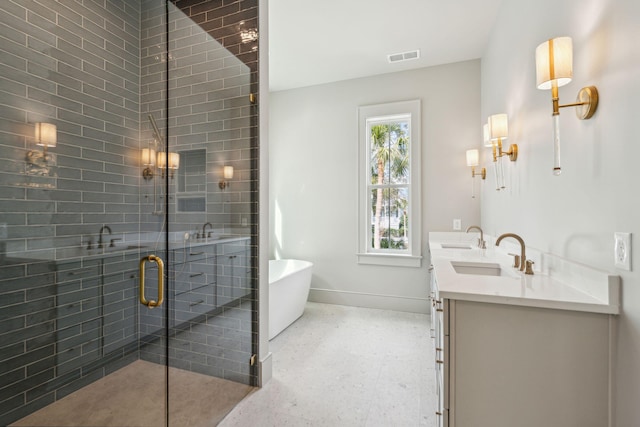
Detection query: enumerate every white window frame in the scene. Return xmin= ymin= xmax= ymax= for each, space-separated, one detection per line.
xmin=357 ymin=100 xmax=422 ymax=267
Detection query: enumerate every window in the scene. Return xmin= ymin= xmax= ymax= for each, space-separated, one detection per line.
xmin=357 ymin=100 xmax=422 ymax=267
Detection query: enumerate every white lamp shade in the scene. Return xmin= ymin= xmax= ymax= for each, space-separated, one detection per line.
xmin=466 ymin=149 xmax=479 ymax=167
xmin=35 ymin=122 xmax=57 ymax=147
xmin=483 ymin=123 xmax=492 ymax=147
xmin=536 ymin=37 xmax=573 ymax=90
xmin=223 ymin=166 xmax=234 ymax=180
xmin=141 ymin=148 xmax=156 ymax=166
xmin=489 ymin=113 xmax=509 ymax=140
xmin=156 ymin=152 xmax=166 ymax=169
xmin=168 ymin=152 xmax=180 ymax=170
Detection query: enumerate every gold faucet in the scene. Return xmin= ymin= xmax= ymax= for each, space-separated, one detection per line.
xmin=496 ymin=233 xmax=533 ymax=274
xmin=465 ymin=225 xmax=485 ymax=248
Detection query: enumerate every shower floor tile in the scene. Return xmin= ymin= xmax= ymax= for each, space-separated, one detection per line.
xmin=11 ymin=359 xmax=253 ymax=427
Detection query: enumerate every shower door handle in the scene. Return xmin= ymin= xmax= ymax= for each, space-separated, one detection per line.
xmin=139 ymin=255 xmax=165 ymax=308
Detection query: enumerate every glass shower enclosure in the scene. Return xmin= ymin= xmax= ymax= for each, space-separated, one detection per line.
xmin=0 ymin=1 xmax=259 ymax=425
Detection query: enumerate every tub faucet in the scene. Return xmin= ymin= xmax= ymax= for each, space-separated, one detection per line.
xmin=202 ymin=222 xmax=213 ymax=239
xmin=465 ymin=225 xmax=485 ymax=248
xmin=98 ymin=225 xmax=112 ymax=249
xmin=495 ymin=233 xmax=532 ymax=274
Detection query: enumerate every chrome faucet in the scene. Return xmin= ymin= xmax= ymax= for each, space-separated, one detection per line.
xmin=495 ymin=233 xmax=533 ymax=274
xmin=98 ymin=225 xmax=112 ymax=249
xmin=465 ymin=225 xmax=485 ymax=248
xmin=202 ymin=222 xmax=213 ymax=239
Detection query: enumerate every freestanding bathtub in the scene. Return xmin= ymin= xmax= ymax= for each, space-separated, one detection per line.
xmin=269 ymin=259 xmax=313 ymax=340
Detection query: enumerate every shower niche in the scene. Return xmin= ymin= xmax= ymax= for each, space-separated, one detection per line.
xmin=176 ymin=149 xmax=207 ymax=212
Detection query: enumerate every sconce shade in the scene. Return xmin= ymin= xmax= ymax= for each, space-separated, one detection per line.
xmin=168 ymin=152 xmax=180 ymax=170
xmin=466 ymin=149 xmax=479 ymax=167
xmin=35 ymin=122 xmax=57 ymax=147
xmin=223 ymin=166 xmax=234 ymax=179
xmin=141 ymin=148 xmax=156 ymax=166
xmin=489 ymin=114 xmax=508 ymax=140
xmin=156 ymin=152 xmax=166 ymax=169
xmin=483 ymin=123 xmax=492 ymax=147
xmin=536 ymin=37 xmax=573 ymax=90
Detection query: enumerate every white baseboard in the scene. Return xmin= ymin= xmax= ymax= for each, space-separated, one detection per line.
xmin=258 ymin=352 xmax=272 ymax=386
xmin=308 ymin=288 xmax=429 ymax=314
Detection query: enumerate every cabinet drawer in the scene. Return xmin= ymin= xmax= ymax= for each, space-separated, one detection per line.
xmin=173 ymin=284 xmax=216 ymax=323
xmin=171 ymin=244 xmax=215 ymax=263
xmin=173 ymin=268 xmax=212 ymax=294
xmin=56 ymin=263 xmax=101 ymax=285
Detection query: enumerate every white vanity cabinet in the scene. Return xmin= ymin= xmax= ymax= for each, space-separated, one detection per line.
xmin=432 ymin=275 xmax=614 ymax=427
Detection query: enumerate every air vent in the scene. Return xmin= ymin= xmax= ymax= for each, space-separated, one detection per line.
xmin=387 ymin=49 xmax=420 ymax=64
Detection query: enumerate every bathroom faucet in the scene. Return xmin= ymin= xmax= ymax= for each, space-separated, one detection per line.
xmin=202 ymin=222 xmax=213 ymax=239
xmin=98 ymin=225 xmax=112 ymax=249
xmin=495 ymin=233 xmax=533 ymax=274
xmin=465 ymin=225 xmax=485 ymax=248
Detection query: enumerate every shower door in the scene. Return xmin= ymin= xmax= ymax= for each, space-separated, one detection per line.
xmin=0 ymin=1 xmax=258 ymax=426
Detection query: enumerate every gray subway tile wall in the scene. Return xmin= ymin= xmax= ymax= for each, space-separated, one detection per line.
xmin=0 ymin=0 xmax=259 ymax=425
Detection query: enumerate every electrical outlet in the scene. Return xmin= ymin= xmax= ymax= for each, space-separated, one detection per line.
xmin=614 ymin=232 xmax=631 ymax=271
xmin=453 ymin=219 xmax=461 ymax=230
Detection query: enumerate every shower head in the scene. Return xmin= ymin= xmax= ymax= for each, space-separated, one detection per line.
xmin=148 ymin=114 xmax=164 ymax=145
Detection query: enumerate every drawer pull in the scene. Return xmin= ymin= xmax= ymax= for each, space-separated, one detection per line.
xmin=189 ymin=272 xmax=204 ymax=278
xmin=435 ymin=347 xmax=442 ymax=352
xmin=436 ymin=308 xmax=444 ymax=312
xmin=436 ymin=411 xmax=442 ymax=416
xmin=436 ymin=360 xmax=444 ymax=364
xmin=190 ymin=299 xmax=205 ymax=307
xmin=189 ymin=251 xmax=205 ymax=256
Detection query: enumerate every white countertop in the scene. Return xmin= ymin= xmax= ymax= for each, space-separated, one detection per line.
xmin=429 ymin=232 xmax=620 ymax=315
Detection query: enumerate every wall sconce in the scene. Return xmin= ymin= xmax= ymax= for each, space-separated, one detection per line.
xmin=466 ymin=149 xmax=486 ymax=179
xmin=488 ymin=114 xmax=518 ymax=162
xmin=157 ymin=151 xmax=180 ymax=179
xmin=35 ymin=122 xmax=57 ymax=150
xmin=488 ymin=114 xmax=518 ymax=191
xmin=535 ymin=36 xmax=599 ymax=175
xmin=26 ymin=122 xmax=57 ymax=173
xmin=466 ymin=149 xmax=485 ymax=199
xmin=219 ymin=166 xmax=234 ymax=190
xmin=141 ymin=147 xmax=156 ymax=180
xmin=483 ymin=123 xmax=492 ymax=148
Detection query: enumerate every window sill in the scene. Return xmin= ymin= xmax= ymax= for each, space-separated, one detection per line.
xmin=356 ymin=253 xmax=422 ymax=268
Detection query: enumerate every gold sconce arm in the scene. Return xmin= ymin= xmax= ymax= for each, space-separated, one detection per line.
xmin=471 ymin=166 xmax=486 ymax=180
xmin=553 ymin=85 xmax=599 ymax=119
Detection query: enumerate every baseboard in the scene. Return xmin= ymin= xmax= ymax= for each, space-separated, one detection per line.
xmin=258 ymin=351 xmax=272 ymax=387
xmin=308 ymin=288 xmax=429 ymax=314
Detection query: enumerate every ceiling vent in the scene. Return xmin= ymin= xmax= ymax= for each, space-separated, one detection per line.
xmin=387 ymin=49 xmax=420 ymax=64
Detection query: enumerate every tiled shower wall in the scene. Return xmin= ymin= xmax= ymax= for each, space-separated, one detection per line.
xmin=0 ymin=0 xmax=259 ymax=424
xmin=148 ymin=0 xmax=258 ymax=235
xmin=0 ymin=1 xmax=143 ymax=424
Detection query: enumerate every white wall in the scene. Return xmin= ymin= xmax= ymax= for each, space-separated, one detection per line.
xmin=269 ymin=60 xmax=481 ymax=313
xmin=479 ymin=0 xmax=640 ymax=424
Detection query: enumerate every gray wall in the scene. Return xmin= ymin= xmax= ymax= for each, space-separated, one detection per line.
xmin=269 ymin=60 xmax=481 ymax=313
xmin=479 ymin=0 xmax=640 ymax=424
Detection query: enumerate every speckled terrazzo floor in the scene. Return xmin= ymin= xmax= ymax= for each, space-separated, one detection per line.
xmin=11 ymin=359 xmax=253 ymax=427
xmin=220 ymin=302 xmax=435 ymax=427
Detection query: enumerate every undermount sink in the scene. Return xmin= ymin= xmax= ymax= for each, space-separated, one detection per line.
xmin=451 ymin=261 xmax=508 ymax=277
xmin=440 ymin=243 xmax=473 ymax=249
